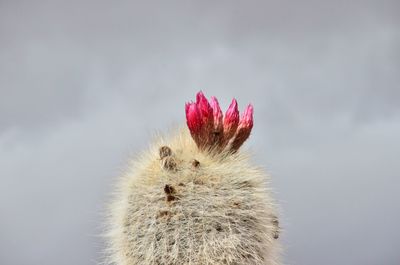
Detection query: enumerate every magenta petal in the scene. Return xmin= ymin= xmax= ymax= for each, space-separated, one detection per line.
xmin=222 ymin=98 xmax=239 ymax=142
xmin=185 ymin=102 xmax=202 ymax=137
xmin=210 ymin=96 xmax=223 ymax=130
xmin=230 ymin=103 xmax=254 ymax=151
xmin=224 ymin=99 xmax=239 ymax=126
xmin=239 ymin=104 xmax=254 ymax=129
xmin=196 ymin=91 xmax=213 ymax=122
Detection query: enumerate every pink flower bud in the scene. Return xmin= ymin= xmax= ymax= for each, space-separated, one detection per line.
xmin=210 ymin=96 xmax=223 ymax=132
xmin=196 ymin=91 xmax=213 ymax=127
xmin=195 ymin=91 xmax=214 ymax=148
xmin=208 ymin=96 xmax=224 ymax=147
xmin=230 ymin=104 xmax=254 ymax=151
xmin=239 ymin=104 xmax=254 ymax=129
xmin=185 ymin=102 xmax=203 ymax=146
xmin=222 ymin=98 xmax=239 ymax=144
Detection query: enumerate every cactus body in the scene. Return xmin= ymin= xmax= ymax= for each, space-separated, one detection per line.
xmin=107 ymin=93 xmax=281 ymax=265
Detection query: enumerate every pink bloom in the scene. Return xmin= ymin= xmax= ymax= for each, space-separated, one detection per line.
xmin=239 ymin=104 xmax=254 ymax=130
xmin=196 ymin=91 xmax=214 ymax=130
xmin=185 ymin=91 xmax=254 ymax=152
xmin=222 ymin=98 xmax=239 ymax=144
xmin=185 ymin=102 xmax=202 ymax=146
xmin=230 ymin=104 xmax=254 ymax=151
xmin=210 ymin=96 xmax=223 ymax=132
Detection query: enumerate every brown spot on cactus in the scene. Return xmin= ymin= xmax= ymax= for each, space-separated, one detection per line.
xmin=164 ymin=184 xmax=175 ymax=195
xmin=232 ymin=201 xmax=241 ymax=208
xmin=166 ymin=194 xmax=177 ymax=202
xmin=159 ymin=146 xmax=172 ymax=159
xmin=191 ymin=159 xmax=200 ymax=168
xmin=239 ymin=180 xmax=254 ymax=188
xmin=193 ymin=179 xmax=204 ymax=185
xmin=272 ymin=215 xmax=280 ymax=239
xmin=161 ymin=156 xmax=177 ymax=171
xmin=156 ymin=210 xmax=171 ymax=219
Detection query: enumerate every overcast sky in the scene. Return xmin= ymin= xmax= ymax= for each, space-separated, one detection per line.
xmin=0 ymin=1 xmax=399 ymax=265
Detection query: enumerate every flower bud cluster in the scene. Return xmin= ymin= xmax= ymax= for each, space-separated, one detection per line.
xmin=185 ymin=91 xmax=253 ymax=152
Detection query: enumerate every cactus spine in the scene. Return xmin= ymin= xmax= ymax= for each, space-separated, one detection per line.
xmin=106 ymin=92 xmax=281 ymax=265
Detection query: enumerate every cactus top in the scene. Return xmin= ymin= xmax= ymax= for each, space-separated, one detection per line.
xmin=107 ymin=92 xmax=281 ymax=265
xmin=185 ymin=91 xmax=254 ymax=152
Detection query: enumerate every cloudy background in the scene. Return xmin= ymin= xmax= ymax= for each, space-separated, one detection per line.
xmin=1 ymin=1 xmax=399 ymax=264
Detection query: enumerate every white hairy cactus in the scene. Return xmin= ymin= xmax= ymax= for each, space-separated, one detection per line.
xmin=106 ymin=92 xmax=281 ymax=265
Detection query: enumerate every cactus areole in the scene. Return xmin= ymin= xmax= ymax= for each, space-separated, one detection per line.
xmin=107 ymin=91 xmax=281 ymax=265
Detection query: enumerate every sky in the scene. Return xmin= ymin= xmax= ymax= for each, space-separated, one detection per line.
xmin=0 ymin=1 xmax=399 ymax=265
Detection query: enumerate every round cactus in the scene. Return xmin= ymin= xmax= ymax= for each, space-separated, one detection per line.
xmin=106 ymin=92 xmax=281 ymax=265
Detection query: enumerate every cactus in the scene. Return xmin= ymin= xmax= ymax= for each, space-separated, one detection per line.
xmin=106 ymin=91 xmax=281 ymax=265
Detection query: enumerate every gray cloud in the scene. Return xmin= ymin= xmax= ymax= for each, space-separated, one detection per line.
xmin=0 ymin=1 xmax=399 ymax=265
